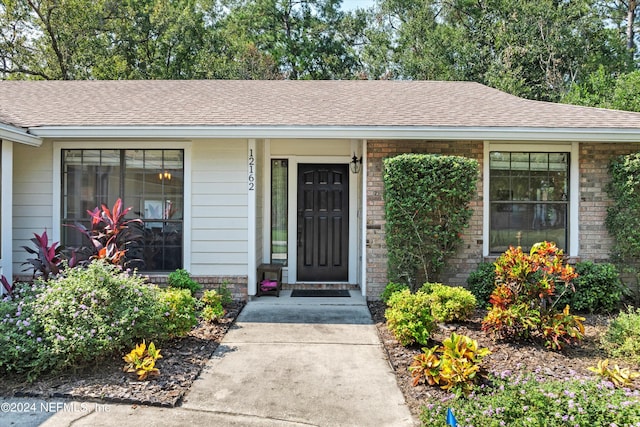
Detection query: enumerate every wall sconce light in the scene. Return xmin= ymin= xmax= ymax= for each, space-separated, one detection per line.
xmin=350 ymin=153 xmax=362 ymax=174
xmin=158 ymin=171 xmax=172 ymax=181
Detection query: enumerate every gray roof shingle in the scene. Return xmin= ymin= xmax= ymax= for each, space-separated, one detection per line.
xmin=1 ymin=80 xmax=640 ymax=130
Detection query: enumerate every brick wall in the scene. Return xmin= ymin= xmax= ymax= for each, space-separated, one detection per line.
xmin=366 ymin=140 xmax=484 ymax=300
xmin=578 ymin=142 xmax=640 ymax=262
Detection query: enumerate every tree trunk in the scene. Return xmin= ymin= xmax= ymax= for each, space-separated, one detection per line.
xmin=627 ymin=0 xmax=637 ymax=54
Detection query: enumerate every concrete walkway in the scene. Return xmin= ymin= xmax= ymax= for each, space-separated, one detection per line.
xmin=3 ymin=291 xmax=417 ymax=426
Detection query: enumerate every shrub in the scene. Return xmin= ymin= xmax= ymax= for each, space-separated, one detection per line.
xmin=167 ymin=269 xmax=202 ymax=297
xmin=380 ymin=282 xmax=410 ymax=304
xmin=420 ymin=374 xmax=640 ymax=426
xmin=409 ymin=332 xmax=490 ymax=396
xmin=66 ymin=198 xmax=143 ymax=269
xmin=200 ymin=289 xmax=225 ymax=323
xmin=0 ymin=282 xmax=51 ymax=378
xmin=31 ymin=260 xmax=165 ymax=374
xmin=481 ymin=242 xmax=584 ymax=350
xmin=466 ymin=262 xmax=496 ymax=308
xmin=216 ymin=281 xmax=234 ymax=306
xmin=420 ymin=283 xmax=476 ymax=323
xmin=158 ymin=288 xmax=197 ymax=338
xmin=383 ymin=154 xmax=478 ymax=288
xmin=385 ymin=289 xmax=436 ymax=346
xmin=555 ymin=261 xmax=623 ymax=313
xmin=606 ymin=152 xmax=640 ymax=303
xmin=602 ymin=306 xmax=640 ymax=364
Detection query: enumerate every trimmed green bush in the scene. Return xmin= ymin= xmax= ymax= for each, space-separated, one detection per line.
xmin=420 ymin=282 xmax=476 ymax=323
xmin=467 ymin=262 xmax=496 ymax=308
xmin=383 ymin=154 xmax=478 ymax=288
xmin=385 ymin=289 xmax=436 ymax=346
xmin=167 ymin=269 xmax=202 ymax=296
xmin=200 ymin=289 xmax=225 ymax=323
xmin=158 ymin=288 xmax=198 ymax=338
xmin=602 ymin=306 xmax=640 ymax=364
xmin=555 ymin=261 xmax=623 ymax=313
xmin=380 ymin=282 xmax=410 ymax=304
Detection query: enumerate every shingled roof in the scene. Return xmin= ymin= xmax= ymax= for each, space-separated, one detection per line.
xmin=1 ymin=80 xmax=640 ymax=142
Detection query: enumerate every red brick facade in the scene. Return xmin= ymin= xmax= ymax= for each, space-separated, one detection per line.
xmin=365 ymin=140 xmax=640 ymax=300
xmin=365 ymin=140 xmax=484 ymax=299
xmin=578 ymin=143 xmax=640 ymax=262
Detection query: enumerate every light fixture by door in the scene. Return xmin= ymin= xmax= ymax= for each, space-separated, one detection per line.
xmin=158 ymin=171 xmax=172 ymax=181
xmin=350 ymin=153 xmax=362 ymax=174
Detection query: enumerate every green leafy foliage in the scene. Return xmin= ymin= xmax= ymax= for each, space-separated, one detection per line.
xmin=409 ymin=332 xmax=491 ymax=396
xmin=380 ymin=282 xmax=410 ymax=304
xmin=555 ymin=261 xmax=623 ymax=313
xmin=213 ymin=281 xmax=234 ymax=306
xmin=31 ymin=261 xmax=166 ymax=373
xmin=421 ymin=373 xmax=640 ymax=426
xmin=0 ymin=260 xmax=199 ymax=380
xmin=419 ymin=283 xmax=476 ymax=323
xmin=167 ymin=269 xmax=202 ymax=297
xmin=466 ymin=262 xmax=497 ymax=308
xmin=157 ymin=288 xmax=198 ymax=339
xmin=200 ymin=290 xmax=226 ymax=323
xmin=384 ymin=289 xmax=436 ymax=346
xmin=481 ymin=242 xmax=584 ymax=350
xmin=602 ymin=307 xmax=640 ymax=364
xmin=0 ymin=282 xmax=50 ymax=379
xmin=606 ymin=152 xmax=640 ymax=303
xmin=383 ymin=154 xmax=478 ymax=289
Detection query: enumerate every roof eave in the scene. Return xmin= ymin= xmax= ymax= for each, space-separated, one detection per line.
xmin=28 ymin=125 xmax=640 ymax=143
xmin=0 ymin=123 xmax=43 ymax=146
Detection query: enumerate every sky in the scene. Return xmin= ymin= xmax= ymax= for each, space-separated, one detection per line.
xmin=341 ymin=0 xmax=376 ymax=11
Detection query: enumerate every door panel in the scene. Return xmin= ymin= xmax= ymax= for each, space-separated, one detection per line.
xmin=297 ymin=164 xmax=349 ymax=281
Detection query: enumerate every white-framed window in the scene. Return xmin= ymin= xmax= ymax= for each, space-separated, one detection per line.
xmin=485 ymin=143 xmax=578 ymax=256
xmin=61 ymin=148 xmax=184 ymax=271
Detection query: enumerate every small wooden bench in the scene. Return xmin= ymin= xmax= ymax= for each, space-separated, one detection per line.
xmin=256 ymin=263 xmax=283 ymax=297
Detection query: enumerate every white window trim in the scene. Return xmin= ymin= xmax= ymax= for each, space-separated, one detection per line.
xmin=52 ymin=140 xmax=193 ymax=271
xmin=483 ymin=141 xmax=579 ymax=257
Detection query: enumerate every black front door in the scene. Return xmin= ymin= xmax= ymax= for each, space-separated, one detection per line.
xmin=297 ymin=164 xmax=349 ymax=281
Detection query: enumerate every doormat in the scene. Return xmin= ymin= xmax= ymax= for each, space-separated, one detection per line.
xmin=290 ymin=289 xmax=351 ymax=298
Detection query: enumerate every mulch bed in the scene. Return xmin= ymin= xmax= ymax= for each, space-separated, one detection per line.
xmin=0 ymin=302 xmax=244 ymax=408
xmin=1 ymin=300 xmax=634 ymax=418
xmin=367 ymin=301 xmax=637 ymax=418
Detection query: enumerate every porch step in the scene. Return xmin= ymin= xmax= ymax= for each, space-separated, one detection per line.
xmin=282 ymin=283 xmax=360 ymax=291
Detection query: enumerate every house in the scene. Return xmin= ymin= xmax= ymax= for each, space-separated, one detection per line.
xmin=1 ymin=80 xmax=640 ymax=300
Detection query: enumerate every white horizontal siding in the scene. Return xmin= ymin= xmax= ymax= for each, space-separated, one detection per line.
xmin=190 ymin=140 xmax=248 ymax=276
xmin=13 ymin=142 xmax=54 ymax=273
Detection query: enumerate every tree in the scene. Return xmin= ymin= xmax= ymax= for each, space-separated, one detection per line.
xmin=220 ymin=0 xmax=366 ymax=79
xmin=0 ymin=0 xmax=107 ymax=79
xmin=372 ymin=0 xmax=629 ymax=101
